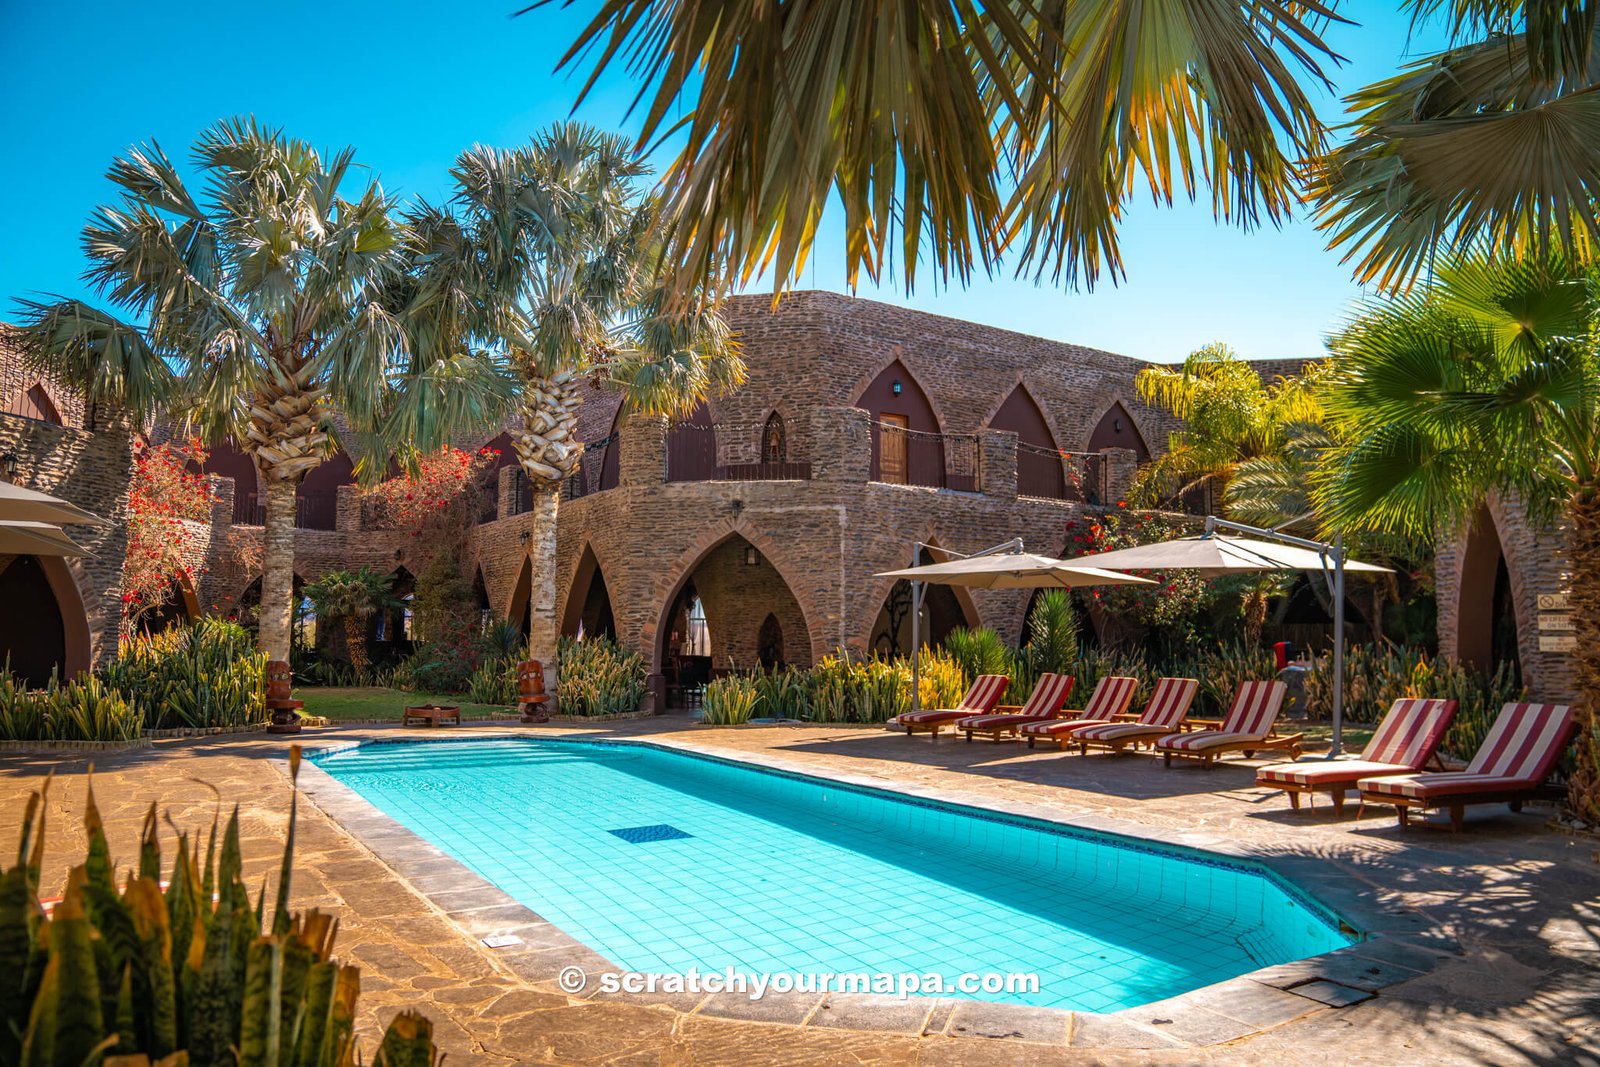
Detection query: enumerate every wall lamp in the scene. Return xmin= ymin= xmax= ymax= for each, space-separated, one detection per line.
xmin=891 ymin=380 xmax=903 ymax=397
xmin=1113 ymin=418 xmax=1124 ymax=432
xmin=519 ymin=529 xmax=532 ymax=546
xmin=0 ymin=453 xmax=17 ymax=482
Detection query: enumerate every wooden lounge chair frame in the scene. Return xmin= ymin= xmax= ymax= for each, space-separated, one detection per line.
xmin=1067 ymin=678 xmax=1198 ymax=756
xmin=1020 ymin=676 xmax=1142 ymax=750
xmin=1380 ymin=783 xmax=1564 ymax=831
xmin=894 ymin=675 xmax=1009 ymax=739
xmin=1157 ymin=681 xmax=1299 ymax=768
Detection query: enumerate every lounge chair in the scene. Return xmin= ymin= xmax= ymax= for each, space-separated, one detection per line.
xmin=1256 ymin=698 xmax=1458 ymax=816
xmin=1061 ymin=677 xmax=1199 ymax=755
xmin=957 ymin=673 xmax=1075 ymax=742
xmin=1020 ymin=675 xmax=1145 ymax=749
xmin=1358 ymin=702 xmax=1576 ymax=830
xmin=1155 ymin=680 xmax=1297 ymax=767
xmin=891 ymin=674 xmax=1009 ymax=738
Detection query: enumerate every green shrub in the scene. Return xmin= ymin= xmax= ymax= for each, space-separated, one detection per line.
xmin=940 ymin=627 xmax=1011 ymax=685
xmin=465 ymin=655 xmax=520 ymax=706
xmin=557 ymin=636 xmax=647 ymax=716
xmin=1016 ymin=591 xmax=1078 ymax=700
xmin=916 ymin=647 xmax=968 ymax=711
xmin=0 ymin=667 xmax=142 ymax=743
xmin=101 ymin=618 xmax=267 ymax=729
xmin=1162 ymin=640 xmax=1276 ymax=717
xmin=702 ymin=675 xmax=761 ymax=725
xmin=753 ymin=667 xmax=811 ymax=720
xmin=0 ymin=753 xmax=439 ymax=1066
xmin=808 ymin=653 xmax=912 ymax=723
xmin=1070 ymin=645 xmax=1151 ymax=710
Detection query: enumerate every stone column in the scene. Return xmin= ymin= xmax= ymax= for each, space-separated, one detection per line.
xmin=1098 ymin=447 xmax=1138 ymax=505
xmin=497 ymin=465 xmax=518 ymax=519
xmin=809 ymin=407 xmax=871 ymax=483
xmin=980 ymin=429 xmax=1018 ymax=500
xmin=208 ymin=474 xmax=235 ymax=527
xmin=620 ymin=413 xmax=668 ymax=487
xmin=335 ymin=484 xmax=362 ymax=532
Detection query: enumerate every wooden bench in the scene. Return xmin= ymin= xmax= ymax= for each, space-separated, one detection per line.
xmin=403 ymin=705 xmax=461 ymax=727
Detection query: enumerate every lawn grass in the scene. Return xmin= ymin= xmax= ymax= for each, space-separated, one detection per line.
xmin=294 ymin=686 xmax=511 ymax=723
xmin=1296 ymin=722 xmax=1375 ymax=752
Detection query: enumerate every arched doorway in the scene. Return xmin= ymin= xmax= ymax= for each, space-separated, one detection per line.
xmin=869 ymin=546 xmax=978 ymax=656
xmin=561 ymin=545 xmax=616 ymax=640
xmin=665 ymin=402 xmax=717 ymax=482
xmin=1087 ymin=402 xmax=1150 ymax=461
xmin=855 ymin=358 xmax=945 ymax=486
xmin=655 ymin=534 xmax=814 ymax=705
xmin=0 ymin=556 xmax=70 ymax=685
xmin=990 ymin=384 xmax=1067 ymax=498
xmin=1457 ymin=506 xmax=1522 ymax=673
xmin=140 ymin=574 xmax=200 ymax=635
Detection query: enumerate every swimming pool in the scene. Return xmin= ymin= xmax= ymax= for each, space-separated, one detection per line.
xmin=312 ymin=738 xmax=1355 ymax=1011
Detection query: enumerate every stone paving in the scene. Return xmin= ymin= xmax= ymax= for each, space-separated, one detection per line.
xmin=1 ymin=717 xmax=1597 ymax=1065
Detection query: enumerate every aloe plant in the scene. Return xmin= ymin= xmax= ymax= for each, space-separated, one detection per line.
xmin=1 ymin=751 xmax=440 ymax=1066
xmin=701 ymin=676 xmax=761 ymax=725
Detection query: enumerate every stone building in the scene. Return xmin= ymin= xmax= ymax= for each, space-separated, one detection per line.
xmin=0 ymin=291 xmax=1578 ymax=707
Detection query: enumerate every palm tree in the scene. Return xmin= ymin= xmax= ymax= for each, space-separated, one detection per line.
xmin=446 ymin=124 xmax=745 ymax=683
xmin=1315 ymin=253 xmax=1600 ymax=822
xmin=1130 ymin=343 xmax=1324 ymax=512
xmin=305 ymin=567 xmax=394 ymax=676
xmin=15 ymin=119 xmax=507 ymax=662
xmin=544 ymin=2 xmax=1597 ymax=295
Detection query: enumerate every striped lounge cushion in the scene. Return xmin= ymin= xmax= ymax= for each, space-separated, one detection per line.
xmin=1160 ymin=730 xmax=1267 ymax=754
xmin=1081 ymin=676 xmax=1140 ymax=720
xmin=895 ymin=673 xmax=1009 ymax=724
xmin=964 ymin=673 xmax=1076 ymax=728
xmin=1361 ymin=698 xmax=1458 ymax=768
xmin=1074 ymin=721 xmax=1166 ymax=744
xmin=1258 ymin=759 xmax=1413 ymax=788
xmin=1361 ymin=703 xmax=1575 ymax=799
xmin=1140 ymin=677 xmax=1199 ymax=731
xmin=1157 ymin=680 xmax=1286 ymax=753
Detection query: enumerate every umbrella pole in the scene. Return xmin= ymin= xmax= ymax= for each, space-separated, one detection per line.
xmin=910 ymin=579 xmax=923 ymax=712
xmin=1332 ymin=537 xmax=1345 ymax=758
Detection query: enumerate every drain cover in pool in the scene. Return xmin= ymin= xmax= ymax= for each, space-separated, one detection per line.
xmin=608 ymin=824 xmax=693 ymax=844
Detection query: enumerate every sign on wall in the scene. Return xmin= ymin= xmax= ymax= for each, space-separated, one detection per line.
xmin=1537 ymin=593 xmax=1570 ymax=612
xmin=1539 ymin=634 xmax=1577 ymax=652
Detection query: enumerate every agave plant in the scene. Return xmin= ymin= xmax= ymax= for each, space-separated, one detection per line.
xmin=1 ymin=751 xmax=441 ymax=1066
xmin=701 ymin=675 xmax=761 ymax=725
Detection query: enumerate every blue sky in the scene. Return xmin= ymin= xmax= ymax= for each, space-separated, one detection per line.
xmin=0 ymin=2 xmax=1444 ymax=364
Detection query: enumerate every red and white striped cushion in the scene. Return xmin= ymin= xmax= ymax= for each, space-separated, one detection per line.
xmin=1141 ymin=677 xmax=1198 ymax=731
xmin=1160 ymin=730 xmax=1266 ymax=754
xmin=1259 ymin=759 xmax=1415 ymax=788
xmin=1073 ymin=720 xmax=1167 ymax=744
xmin=1081 ymin=676 xmax=1140 ymax=720
xmin=1018 ymin=673 xmax=1074 ymax=719
xmin=896 ymin=673 xmax=1009 ymax=723
xmin=1360 ymin=703 xmax=1575 ymax=799
xmin=1221 ymin=680 xmax=1287 ymax=737
xmin=1362 ymin=698 xmax=1458 ymax=768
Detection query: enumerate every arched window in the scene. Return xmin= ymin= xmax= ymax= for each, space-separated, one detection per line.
xmin=762 ymin=412 xmax=787 ymax=464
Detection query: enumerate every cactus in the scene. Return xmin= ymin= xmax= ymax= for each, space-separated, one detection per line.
xmin=0 ymin=749 xmax=439 ymax=1066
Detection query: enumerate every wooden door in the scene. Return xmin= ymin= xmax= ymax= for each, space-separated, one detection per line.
xmin=879 ymin=413 xmax=908 ymax=483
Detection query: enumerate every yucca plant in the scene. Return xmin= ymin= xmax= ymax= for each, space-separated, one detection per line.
xmin=556 ymin=636 xmax=647 ymax=717
xmin=753 ymin=667 xmax=810 ymax=721
xmin=915 ymin=648 xmax=968 ymax=712
xmin=0 ymin=669 xmax=141 ymax=744
xmin=701 ymin=675 xmax=761 ymax=725
xmin=1 ymin=750 xmax=439 ymax=1066
xmin=100 ymin=619 xmax=267 ymax=730
xmin=939 ymin=628 xmax=1012 ymax=688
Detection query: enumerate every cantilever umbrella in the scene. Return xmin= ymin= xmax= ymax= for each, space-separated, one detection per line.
xmin=875 ymin=545 xmax=1154 ymax=711
xmin=0 ymin=480 xmax=109 ymax=527
xmin=0 ymin=519 xmax=88 ymax=556
xmin=1067 ymin=520 xmax=1393 ymax=755
xmin=875 ymin=551 xmax=1159 ymax=590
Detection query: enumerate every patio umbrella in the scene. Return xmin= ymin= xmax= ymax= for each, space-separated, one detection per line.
xmin=875 ymin=551 xmax=1160 ymax=589
xmin=0 ymin=480 xmax=109 ymax=527
xmin=875 ymin=541 xmax=1154 ymax=711
xmin=1068 ymin=519 xmax=1393 ymax=756
xmin=0 ymin=520 xmax=88 ymax=557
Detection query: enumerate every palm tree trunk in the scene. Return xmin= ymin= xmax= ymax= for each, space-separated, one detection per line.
xmin=526 ymin=484 xmax=562 ymax=690
xmin=1564 ymin=487 xmax=1600 ymax=825
xmin=343 ymin=614 xmax=370 ymax=676
xmin=258 ymin=478 xmax=299 ymax=662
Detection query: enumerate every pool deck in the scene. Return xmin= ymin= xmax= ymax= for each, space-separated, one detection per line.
xmin=2 ymin=716 xmax=1597 ymax=1065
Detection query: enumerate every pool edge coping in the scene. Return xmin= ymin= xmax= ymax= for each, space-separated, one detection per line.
xmin=285 ymin=732 xmax=1456 ymax=1049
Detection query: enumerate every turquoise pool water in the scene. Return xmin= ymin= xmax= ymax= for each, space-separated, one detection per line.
xmin=312 ymin=739 xmax=1354 ymax=1011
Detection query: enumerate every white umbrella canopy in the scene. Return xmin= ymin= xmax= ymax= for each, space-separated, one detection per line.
xmin=1065 ymin=534 xmax=1392 ymax=576
xmin=0 ymin=520 xmax=88 ymax=557
xmin=875 ymin=551 xmax=1157 ymax=589
xmin=0 ymin=480 xmax=109 ymax=527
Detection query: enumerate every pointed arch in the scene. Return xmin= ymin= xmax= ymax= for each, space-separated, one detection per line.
xmin=598 ymin=404 xmax=625 ymax=491
xmin=761 ymin=410 xmax=787 ymax=463
xmin=1457 ymin=504 xmax=1523 ymax=673
xmin=5 ymin=382 xmax=64 ymax=426
xmin=560 ymin=543 xmax=616 ymax=640
xmin=853 ymin=357 xmax=943 ymax=485
xmin=862 ymin=537 xmax=981 ymax=656
xmin=1086 ymin=400 xmax=1151 ymax=461
xmin=0 ymin=555 xmax=89 ymax=685
xmin=648 ymin=524 xmax=819 ymax=676
xmin=507 ymin=555 xmax=533 ymax=640
xmin=988 ymin=383 xmax=1067 ymax=498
